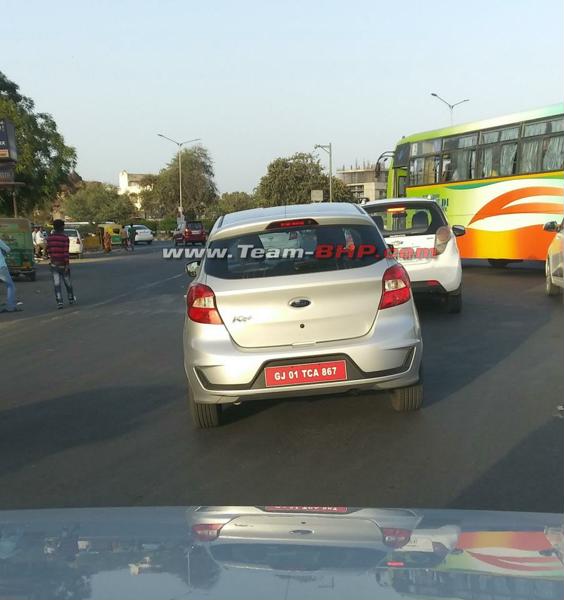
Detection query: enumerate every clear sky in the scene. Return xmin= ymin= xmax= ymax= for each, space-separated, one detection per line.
xmin=4 ymin=0 xmax=563 ymax=193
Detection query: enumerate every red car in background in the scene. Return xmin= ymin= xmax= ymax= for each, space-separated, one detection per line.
xmin=173 ymin=221 xmax=207 ymax=246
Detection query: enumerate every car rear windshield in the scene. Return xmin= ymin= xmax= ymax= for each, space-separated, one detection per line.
xmin=365 ymin=202 xmax=447 ymax=237
xmin=204 ymin=223 xmax=386 ymax=279
xmin=187 ymin=222 xmax=203 ymax=230
xmin=64 ymin=229 xmax=78 ymax=237
xmin=210 ymin=543 xmax=386 ymax=570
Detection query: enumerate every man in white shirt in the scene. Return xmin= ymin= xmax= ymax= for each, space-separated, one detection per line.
xmin=0 ymin=238 xmax=19 ymax=313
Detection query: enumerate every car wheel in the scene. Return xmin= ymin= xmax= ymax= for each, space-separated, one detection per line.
xmin=188 ymin=386 xmax=221 ymax=428
xmin=545 ymin=258 xmax=560 ymax=296
xmin=488 ymin=259 xmax=510 ymax=268
xmin=391 ymin=383 xmax=423 ymax=412
xmin=445 ymin=292 xmax=462 ymax=314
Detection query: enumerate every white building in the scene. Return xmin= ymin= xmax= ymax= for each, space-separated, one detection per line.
xmin=336 ymin=162 xmax=388 ymax=202
xmin=118 ymin=170 xmax=153 ymax=210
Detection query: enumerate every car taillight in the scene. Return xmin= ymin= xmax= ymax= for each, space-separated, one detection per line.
xmin=187 ymin=284 xmax=223 ymax=324
xmin=191 ymin=523 xmax=224 ymax=541
xmin=434 ymin=226 xmax=452 ymax=255
xmin=386 ymin=560 xmax=406 ymax=567
xmin=379 ymin=265 xmax=411 ymax=309
xmin=382 ymin=528 xmax=412 ymax=548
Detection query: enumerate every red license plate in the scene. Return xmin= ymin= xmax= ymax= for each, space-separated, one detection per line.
xmin=264 ymin=360 xmax=347 ymax=387
xmin=264 ymin=506 xmax=349 ymax=514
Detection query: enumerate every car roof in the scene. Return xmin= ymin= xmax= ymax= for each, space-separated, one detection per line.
xmin=362 ymin=197 xmax=440 ymax=209
xmin=212 ymin=202 xmax=369 ymax=239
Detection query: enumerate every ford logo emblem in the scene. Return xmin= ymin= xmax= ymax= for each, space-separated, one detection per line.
xmin=289 ymin=298 xmax=311 ymax=308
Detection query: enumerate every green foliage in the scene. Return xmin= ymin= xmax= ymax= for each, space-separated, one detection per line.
xmin=65 ymin=182 xmax=135 ymax=225
xmin=140 ymin=146 xmax=218 ymax=219
xmin=256 ymin=152 xmax=353 ymax=205
xmin=0 ymin=71 xmax=77 ymax=216
xmin=217 ymin=191 xmax=258 ymax=215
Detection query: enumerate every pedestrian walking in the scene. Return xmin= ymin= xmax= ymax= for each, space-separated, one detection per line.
xmin=36 ymin=228 xmax=48 ymax=259
xmin=120 ymin=226 xmax=129 ymax=251
xmin=47 ymin=220 xmax=76 ymax=310
xmin=103 ymin=229 xmax=112 ymax=253
xmin=0 ymin=238 xmax=21 ymax=313
xmin=128 ymin=223 xmax=137 ymax=252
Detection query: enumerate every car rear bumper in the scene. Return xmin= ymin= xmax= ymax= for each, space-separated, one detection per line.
xmin=184 ymin=303 xmax=423 ymax=404
xmin=401 ymin=256 xmax=462 ymax=293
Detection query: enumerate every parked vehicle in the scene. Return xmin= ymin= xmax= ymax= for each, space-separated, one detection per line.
xmin=544 ymin=219 xmax=563 ymax=295
xmin=183 ymin=202 xmax=423 ymax=428
xmin=97 ymin=223 xmax=122 ymax=246
xmin=363 ymin=198 xmax=465 ymax=313
xmin=125 ymin=224 xmax=154 ymax=244
xmin=0 ymin=217 xmax=36 ymax=281
xmin=64 ymin=228 xmax=84 ymax=258
xmin=174 ymin=221 xmax=207 ymax=246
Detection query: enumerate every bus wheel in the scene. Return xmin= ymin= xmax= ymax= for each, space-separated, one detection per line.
xmin=488 ymin=259 xmax=511 ymax=268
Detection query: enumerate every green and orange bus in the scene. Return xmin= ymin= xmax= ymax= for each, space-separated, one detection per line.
xmin=384 ymin=104 xmax=564 ymax=265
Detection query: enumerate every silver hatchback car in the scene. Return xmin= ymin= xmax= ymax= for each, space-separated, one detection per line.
xmin=183 ymin=203 xmax=423 ymax=428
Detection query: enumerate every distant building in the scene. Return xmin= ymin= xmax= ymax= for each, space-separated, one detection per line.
xmin=337 ymin=161 xmax=388 ymax=202
xmin=118 ymin=170 xmax=153 ymax=210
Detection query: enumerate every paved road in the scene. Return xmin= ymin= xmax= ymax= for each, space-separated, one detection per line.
xmin=0 ymin=244 xmax=562 ymax=512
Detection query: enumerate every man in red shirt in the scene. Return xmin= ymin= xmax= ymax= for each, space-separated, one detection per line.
xmin=47 ymin=220 xmax=76 ymax=309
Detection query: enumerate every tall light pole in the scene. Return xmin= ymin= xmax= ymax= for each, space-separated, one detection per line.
xmin=157 ymin=134 xmax=201 ymax=218
xmin=430 ymin=93 xmax=469 ymax=125
xmin=314 ymin=143 xmax=333 ymax=202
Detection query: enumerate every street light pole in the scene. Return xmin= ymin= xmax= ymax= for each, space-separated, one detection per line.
xmin=430 ymin=93 xmax=470 ymax=125
xmin=157 ymin=134 xmax=201 ymax=218
xmin=314 ymin=143 xmax=333 ymax=202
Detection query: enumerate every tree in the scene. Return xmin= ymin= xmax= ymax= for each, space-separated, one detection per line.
xmin=256 ymin=152 xmax=353 ymax=205
xmin=0 ymin=71 xmax=77 ymax=216
xmin=65 ymin=182 xmax=135 ymax=224
xmin=140 ymin=146 xmax=218 ymax=219
xmin=217 ymin=191 xmax=258 ymax=215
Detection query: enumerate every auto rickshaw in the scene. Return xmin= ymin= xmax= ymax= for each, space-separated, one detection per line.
xmin=0 ymin=217 xmax=36 ymax=281
xmin=97 ymin=223 xmax=123 ymax=248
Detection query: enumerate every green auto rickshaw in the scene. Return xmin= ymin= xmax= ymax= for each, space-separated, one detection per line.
xmin=0 ymin=217 xmax=36 ymax=281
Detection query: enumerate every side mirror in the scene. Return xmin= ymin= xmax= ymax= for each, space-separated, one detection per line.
xmin=185 ymin=261 xmax=200 ymax=277
xmin=544 ymin=221 xmax=559 ymax=232
xmin=452 ymin=225 xmax=466 ymax=237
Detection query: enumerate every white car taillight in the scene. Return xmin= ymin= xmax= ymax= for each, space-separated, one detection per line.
xmin=379 ymin=264 xmax=411 ymax=309
xmin=187 ymin=284 xmax=223 ymax=324
xmin=434 ymin=226 xmax=452 ymax=255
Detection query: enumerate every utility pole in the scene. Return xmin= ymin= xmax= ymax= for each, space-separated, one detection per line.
xmin=314 ymin=143 xmax=333 ymax=202
xmin=157 ymin=134 xmax=201 ymax=219
xmin=430 ymin=93 xmax=470 ymax=125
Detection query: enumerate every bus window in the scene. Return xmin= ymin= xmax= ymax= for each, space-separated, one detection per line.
xmin=549 ymin=118 xmax=564 ymax=133
xmin=541 ymin=135 xmax=564 ymax=170
xmin=394 ymin=143 xmax=410 ymax=167
xmin=479 ymin=145 xmax=501 ymax=178
xmin=441 ymin=149 xmax=476 ymax=182
xmin=397 ymin=176 xmax=407 ymax=197
xmin=500 ymin=126 xmax=520 ymax=141
xmin=410 ymin=156 xmax=440 ymax=185
xmin=410 ymin=139 xmax=441 ymax=156
xmin=409 ymin=158 xmax=424 ymax=185
xmin=519 ymin=138 xmax=542 ymax=173
xmin=499 ymin=143 xmax=518 ymax=175
xmin=443 ymin=133 xmax=478 ymax=150
xmin=524 ymin=121 xmax=548 ymax=137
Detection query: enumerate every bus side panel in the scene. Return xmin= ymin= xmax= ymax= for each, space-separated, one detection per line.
xmin=406 ymin=172 xmax=564 ymax=261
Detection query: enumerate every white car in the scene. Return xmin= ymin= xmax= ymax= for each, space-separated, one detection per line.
xmin=362 ymin=198 xmax=465 ymax=313
xmin=544 ymin=219 xmax=563 ymax=296
xmin=64 ymin=228 xmax=84 ymax=258
xmin=126 ymin=224 xmax=154 ymax=244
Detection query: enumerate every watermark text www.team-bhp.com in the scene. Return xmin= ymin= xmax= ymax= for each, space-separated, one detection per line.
xmin=162 ymin=245 xmax=438 ymax=260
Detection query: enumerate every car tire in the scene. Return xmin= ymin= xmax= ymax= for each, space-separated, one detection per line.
xmin=445 ymin=292 xmax=462 ymax=313
xmin=188 ymin=386 xmax=221 ymax=428
xmin=488 ymin=259 xmax=510 ymax=268
xmin=391 ymin=383 xmax=423 ymax=412
xmin=545 ymin=258 xmax=560 ymax=296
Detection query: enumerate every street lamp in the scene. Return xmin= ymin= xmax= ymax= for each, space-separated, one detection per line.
xmin=314 ymin=143 xmax=333 ymax=202
xmin=157 ymin=134 xmax=201 ymax=218
xmin=430 ymin=93 xmax=469 ymax=125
